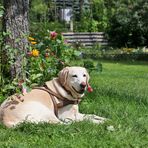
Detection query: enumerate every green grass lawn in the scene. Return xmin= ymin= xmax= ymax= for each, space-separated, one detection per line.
xmin=0 ymin=62 xmax=148 ymax=148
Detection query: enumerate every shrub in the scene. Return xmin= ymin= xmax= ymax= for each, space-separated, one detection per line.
xmin=30 ymin=22 xmax=68 ymax=35
xmin=107 ymin=0 xmax=148 ymax=47
xmin=27 ymin=31 xmax=74 ymax=85
xmin=1 ymin=31 xmax=75 ymax=96
xmin=83 ymin=60 xmax=102 ymax=73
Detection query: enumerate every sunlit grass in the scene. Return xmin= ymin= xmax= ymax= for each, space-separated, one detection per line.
xmin=0 ymin=61 xmax=148 ymax=147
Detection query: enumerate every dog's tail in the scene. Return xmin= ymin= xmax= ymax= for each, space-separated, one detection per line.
xmin=0 ymin=97 xmax=12 ymax=122
xmin=0 ymin=103 xmax=4 ymax=123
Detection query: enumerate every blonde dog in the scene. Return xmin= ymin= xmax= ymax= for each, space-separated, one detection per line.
xmin=0 ymin=67 xmax=105 ymax=127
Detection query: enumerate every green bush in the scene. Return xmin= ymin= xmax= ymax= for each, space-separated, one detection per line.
xmin=27 ymin=31 xmax=74 ymax=85
xmin=107 ymin=0 xmax=148 ymax=47
xmin=83 ymin=60 xmax=102 ymax=73
xmin=81 ymin=47 xmax=148 ymax=61
xmin=1 ymin=31 xmax=76 ymax=96
xmin=30 ymin=21 xmax=68 ymax=35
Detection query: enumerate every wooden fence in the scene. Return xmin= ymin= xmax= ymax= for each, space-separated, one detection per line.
xmin=62 ymin=32 xmax=108 ymax=48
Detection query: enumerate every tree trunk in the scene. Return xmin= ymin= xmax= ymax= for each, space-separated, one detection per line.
xmin=3 ymin=0 xmax=29 ymax=80
xmin=79 ymin=0 xmax=84 ymax=20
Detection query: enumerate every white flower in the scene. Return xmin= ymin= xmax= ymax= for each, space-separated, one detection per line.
xmin=107 ymin=125 xmax=115 ymax=131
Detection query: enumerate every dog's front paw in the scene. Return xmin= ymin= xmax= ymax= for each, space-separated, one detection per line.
xmin=60 ymin=118 xmax=74 ymax=125
xmin=84 ymin=114 xmax=107 ymax=124
xmin=92 ymin=115 xmax=107 ymax=124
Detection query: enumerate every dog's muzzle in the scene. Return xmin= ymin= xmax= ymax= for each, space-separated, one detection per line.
xmin=72 ymin=82 xmax=86 ymax=94
xmin=80 ymin=82 xmax=86 ymax=89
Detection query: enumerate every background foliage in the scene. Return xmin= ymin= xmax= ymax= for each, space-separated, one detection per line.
xmin=1 ymin=0 xmax=147 ymax=47
xmin=0 ymin=0 xmax=148 ymax=96
xmin=28 ymin=0 xmax=148 ymax=47
xmin=107 ymin=0 xmax=148 ymax=47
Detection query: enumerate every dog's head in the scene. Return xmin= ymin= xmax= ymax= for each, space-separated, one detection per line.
xmin=58 ymin=66 xmax=90 ymax=98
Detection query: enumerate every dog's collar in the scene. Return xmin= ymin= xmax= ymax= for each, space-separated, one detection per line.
xmin=57 ymin=79 xmax=73 ymax=96
xmin=43 ymin=83 xmax=81 ymax=104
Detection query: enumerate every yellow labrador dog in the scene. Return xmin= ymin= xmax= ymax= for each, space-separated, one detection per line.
xmin=0 ymin=67 xmax=105 ymax=127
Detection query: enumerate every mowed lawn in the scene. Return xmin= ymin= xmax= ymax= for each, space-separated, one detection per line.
xmin=0 ymin=62 xmax=148 ymax=148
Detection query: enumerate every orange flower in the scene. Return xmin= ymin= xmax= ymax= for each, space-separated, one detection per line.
xmin=32 ymin=49 xmax=39 ymax=57
xmin=30 ymin=41 xmax=37 ymax=45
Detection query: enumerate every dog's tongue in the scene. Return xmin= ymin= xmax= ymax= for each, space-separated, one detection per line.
xmin=87 ymin=85 xmax=93 ymax=93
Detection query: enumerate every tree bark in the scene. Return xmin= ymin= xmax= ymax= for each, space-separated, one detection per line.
xmin=3 ymin=0 xmax=29 ymax=80
xmin=79 ymin=0 xmax=84 ymax=20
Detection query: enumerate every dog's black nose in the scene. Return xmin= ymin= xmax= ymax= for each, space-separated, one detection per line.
xmin=80 ymin=82 xmax=86 ymax=88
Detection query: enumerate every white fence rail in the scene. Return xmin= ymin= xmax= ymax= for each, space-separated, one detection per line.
xmin=62 ymin=32 xmax=108 ymax=48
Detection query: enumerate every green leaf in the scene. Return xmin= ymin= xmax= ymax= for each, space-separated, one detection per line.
xmin=74 ymin=50 xmax=81 ymax=56
xmin=0 ymin=11 xmax=4 ymax=17
xmin=31 ymin=73 xmax=43 ymax=81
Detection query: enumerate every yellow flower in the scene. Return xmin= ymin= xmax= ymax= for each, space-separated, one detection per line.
xmin=30 ymin=41 xmax=37 ymax=45
xmin=32 ymin=49 xmax=39 ymax=57
xmin=122 ymin=48 xmax=134 ymax=53
xmin=28 ymin=37 xmax=35 ymax=41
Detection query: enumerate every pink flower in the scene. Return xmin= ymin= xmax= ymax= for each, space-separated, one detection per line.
xmin=64 ymin=40 xmax=68 ymax=44
xmin=50 ymin=31 xmax=57 ymax=40
xmin=22 ymin=88 xmax=27 ymax=94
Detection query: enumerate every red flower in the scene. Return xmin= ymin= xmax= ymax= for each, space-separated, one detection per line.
xmin=50 ymin=31 xmax=57 ymax=40
xmin=27 ymin=51 xmax=32 ymax=57
xmin=45 ymin=53 xmax=49 ymax=58
xmin=18 ymin=79 xmax=24 ymax=88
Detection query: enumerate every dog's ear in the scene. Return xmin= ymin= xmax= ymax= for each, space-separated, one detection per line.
xmin=58 ymin=67 xmax=69 ymax=86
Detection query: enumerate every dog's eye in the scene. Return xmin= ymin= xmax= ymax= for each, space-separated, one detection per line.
xmin=72 ymin=75 xmax=78 ymax=78
xmin=83 ymin=74 xmax=86 ymax=77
